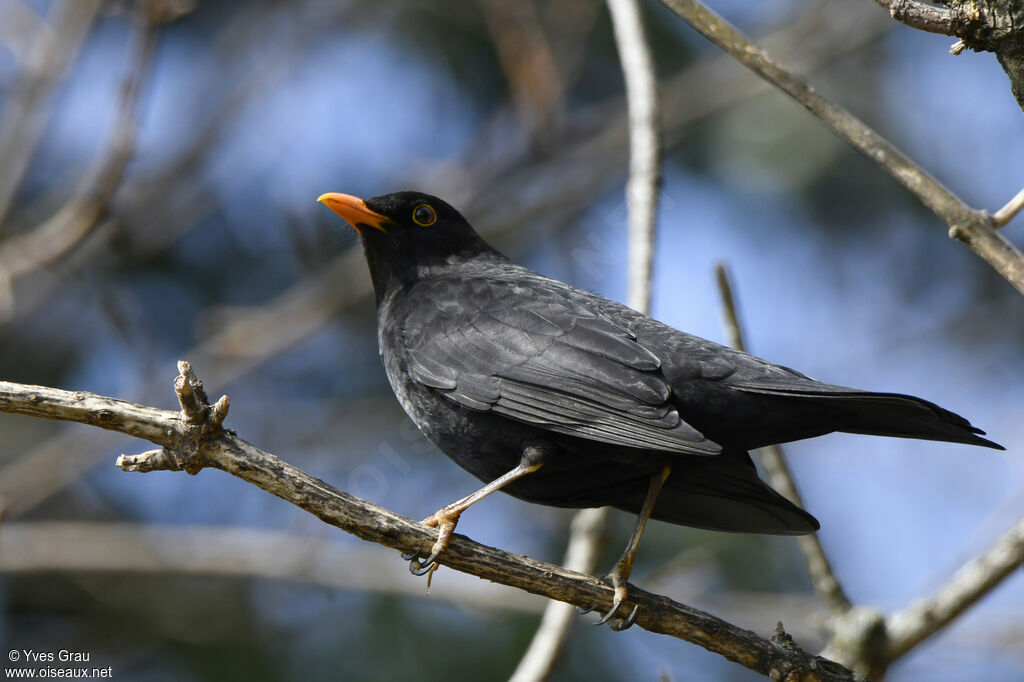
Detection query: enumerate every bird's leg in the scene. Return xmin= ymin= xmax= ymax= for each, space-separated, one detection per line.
xmin=589 ymin=463 xmax=671 ymax=630
xmin=404 ymin=444 xmax=548 ymax=579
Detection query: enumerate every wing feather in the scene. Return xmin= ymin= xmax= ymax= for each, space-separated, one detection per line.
xmin=403 ymin=277 xmax=719 ymax=456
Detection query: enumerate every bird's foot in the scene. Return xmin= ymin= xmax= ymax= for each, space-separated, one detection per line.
xmin=401 ymin=507 xmax=462 ymax=585
xmin=578 ymin=560 xmax=639 ymax=631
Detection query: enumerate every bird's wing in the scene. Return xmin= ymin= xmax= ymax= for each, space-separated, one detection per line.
xmin=400 ymin=277 xmax=720 ymax=456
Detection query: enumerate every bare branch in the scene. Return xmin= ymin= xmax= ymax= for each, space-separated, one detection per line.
xmin=0 ymin=0 xmax=103 ymax=227
xmin=0 ymin=6 xmax=161 ymax=318
xmin=872 ymin=0 xmax=1024 ymax=112
xmin=608 ymin=0 xmax=661 ymax=315
xmin=715 ymin=263 xmax=852 ymax=618
xmin=714 ymin=268 xmax=1023 ymax=678
xmin=0 ymin=369 xmax=864 ymax=681
xmin=872 ymin=0 xmax=959 ymax=35
xmin=478 ymin=0 xmax=566 ymax=139
xmin=992 ymin=186 xmax=1024 ymax=228
xmin=884 ymin=515 xmax=1024 ymax=660
xmin=658 ymin=0 xmax=1024 ymax=296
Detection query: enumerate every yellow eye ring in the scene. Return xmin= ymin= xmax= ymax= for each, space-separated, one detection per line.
xmin=412 ymin=203 xmax=437 ymax=227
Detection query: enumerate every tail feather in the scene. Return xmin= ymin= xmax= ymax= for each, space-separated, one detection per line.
xmin=733 ymin=383 xmax=1004 ymax=450
xmin=620 ymin=450 xmax=819 ymax=535
xmin=837 ymin=392 xmax=1002 ymax=448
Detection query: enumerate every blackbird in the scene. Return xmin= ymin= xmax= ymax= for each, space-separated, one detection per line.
xmin=318 ymin=190 xmax=1002 ymax=628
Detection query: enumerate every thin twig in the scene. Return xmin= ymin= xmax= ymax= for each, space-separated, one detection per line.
xmin=714 ymin=263 xmax=852 ymax=618
xmin=0 ymin=0 xmax=104 ymax=228
xmin=992 ymin=187 xmax=1024 ymax=228
xmin=0 ymin=6 xmax=161 ymax=317
xmin=0 ymin=367 xmax=864 ymax=681
xmin=658 ymin=0 xmax=1024 ymax=296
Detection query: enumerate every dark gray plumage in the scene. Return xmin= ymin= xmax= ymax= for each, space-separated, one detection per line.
xmin=324 ymin=190 xmax=1002 ymax=538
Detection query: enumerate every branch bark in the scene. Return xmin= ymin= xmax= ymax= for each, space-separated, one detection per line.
xmin=509 ymin=508 xmax=608 ymax=682
xmin=0 ymin=363 xmax=864 ymax=682
xmin=872 ymin=0 xmax=1024 ymax=113
xmin=658 ymin=0 xmax=1024 ymax=296
xmin=992 ymin=186 xmax=1024 ymax=228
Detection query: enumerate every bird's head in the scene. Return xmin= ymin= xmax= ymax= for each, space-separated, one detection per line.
xmin=318 ymin=190 xmax=500 ymax=302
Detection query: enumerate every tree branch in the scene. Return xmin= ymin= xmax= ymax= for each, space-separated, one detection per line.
xmin=872 ymin=0 xmax=1024 ymax=112
xmin=715 ymin=264 xmax=853 ymax=619
xmin=608 ymin=0 xmax=661 ymax=315
xmin=883 ymin=514 xmax=1024 ymax=660
xmin=658 ymin=0 xmax=1024 ymax=296
xmin=992 ymin=186 xmax=1024 ymax=228
xmin=872 ymin=0 xmax=961 ymax=35
xmin=0 ymin=0 xmax=103 ymax=228
xmin=0 ymin=363 xmax=864 ymax=681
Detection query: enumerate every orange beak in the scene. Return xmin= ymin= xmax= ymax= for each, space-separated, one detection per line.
xmin=317 ymin=193 xmax=389 ymax=233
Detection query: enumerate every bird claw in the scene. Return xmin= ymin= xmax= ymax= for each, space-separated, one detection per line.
xmin=401 ymin=511 xmax=459 ymax=584
xmin=579 ymin=599 xmax=639 ymax=630
xmin=583 ymin=568 xmax=638 ymax=630
xmin=401 ymin=547 xmax=440 ymax=575
xmin=409 ymin=557 xmax=437 ymax=576
xmin=608 ymin=604 xmax=639 ymax=631
xmin=578 ymin=599 xmax=638 ymax=630
xmin=595 ymin=600 xmax=623 ymax=626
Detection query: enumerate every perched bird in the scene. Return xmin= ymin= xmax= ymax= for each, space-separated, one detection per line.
xmin=318 ymin=190 xmax=1002 ymax=628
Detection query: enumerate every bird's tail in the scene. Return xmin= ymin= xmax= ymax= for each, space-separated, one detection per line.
xmin=834 ymin=392 xmax=1003 ymax=449
xmin=631 ymin=450 xmax=820 ymax=535
xmin=733 ymin=383 xmax=1004 ymax=450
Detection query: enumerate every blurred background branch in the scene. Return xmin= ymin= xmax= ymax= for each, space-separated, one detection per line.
xmin=0 ymin=0 xmax=103 ymax=227
xmin=716 ymin=263 xmax=853 ymax=619
xmin=0 ymin=0 xmax=160 ymax=318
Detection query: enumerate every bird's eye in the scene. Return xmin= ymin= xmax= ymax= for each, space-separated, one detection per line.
xmin=412 ymin=204 xmax=437 ymax=227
